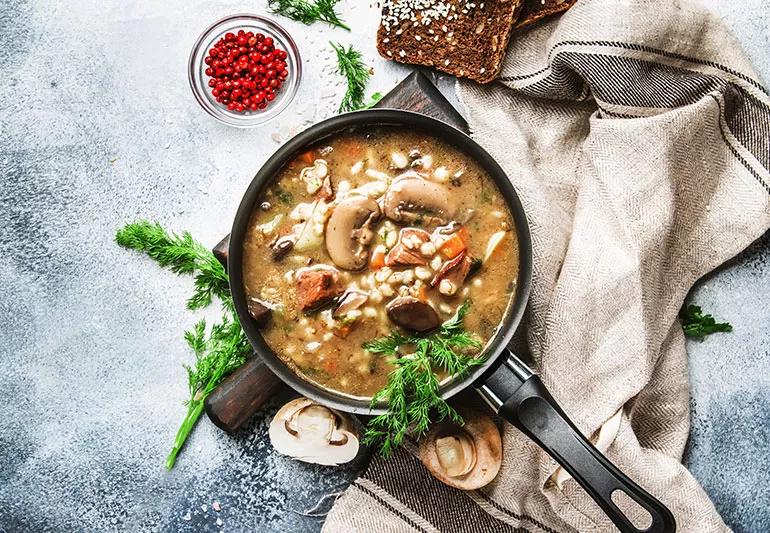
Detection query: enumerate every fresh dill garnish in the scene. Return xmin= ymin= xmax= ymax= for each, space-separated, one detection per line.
xmin=116 ymin=221 xmax=229 ymax=311
xmin=330 ymin=42 xmax=378 ymax=113
xmin=268 ymin=0 xmax=350 ymax=31
xmin=116 ymin=221 xmax=250 ymax=469
xmin=362 ymin=301 xmax=485 ymax=456
xmin=170 ymin=314 xmax=250 ymax=469
xmin=679 ymin=304 xmax=732 ymax=340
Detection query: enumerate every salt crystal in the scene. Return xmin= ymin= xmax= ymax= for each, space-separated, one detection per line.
xmin=182 ymin=512 xmax=191 ymax=521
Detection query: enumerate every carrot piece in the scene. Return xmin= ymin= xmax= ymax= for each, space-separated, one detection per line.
xmin=323 ymin=357 xmax=339 ymax=374
xmin=299 ymin=150 xmax=314 ymax=165
xmin=333 ymin=324 xmax=353 ymax=338
xmin=439 ymin=227 xmax=469 ymax=259
xmin=342 ymin=141 xmax=363 ymax=158
xmin=370 ymin=248 xmax=386 ymax=269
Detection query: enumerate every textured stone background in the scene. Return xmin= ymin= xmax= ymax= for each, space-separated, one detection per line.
xmin=0 ymin=1 xmax=768 ymax=532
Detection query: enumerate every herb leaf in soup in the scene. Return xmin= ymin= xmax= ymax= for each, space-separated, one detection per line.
xmin=273 ymin=185 xmax=293 ymax=205
xmin=362 ymin=301 xmax=486 ymax=456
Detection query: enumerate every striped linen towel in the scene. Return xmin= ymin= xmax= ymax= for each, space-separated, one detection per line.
xmin=324 ymin=0 xmax=770 ymax=531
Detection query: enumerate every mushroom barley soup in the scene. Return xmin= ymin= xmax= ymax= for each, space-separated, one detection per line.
xmin=243 ymin=127 xmax=518 ymax=397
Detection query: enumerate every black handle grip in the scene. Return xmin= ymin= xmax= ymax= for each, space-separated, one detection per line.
xmin=477 ymin=351 xmax=676 ymax=533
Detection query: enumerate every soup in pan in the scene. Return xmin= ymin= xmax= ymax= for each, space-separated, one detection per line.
xmin=242 ymin=127 xmax=518 ymax=397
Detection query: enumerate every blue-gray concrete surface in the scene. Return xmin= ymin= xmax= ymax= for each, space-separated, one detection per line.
xmin=0 ymin=1 xmax=768 ymax=532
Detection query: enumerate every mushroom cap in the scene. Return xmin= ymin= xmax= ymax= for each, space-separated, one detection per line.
xmin=386 ymin=296 xmax=441 ymax=332
xmin=419 ymin=408 xmax=502 ymax=490
xmin=382 ymin=172 xmax=456 ymax=225
xmin=269 ymin=397 xmax=360 ymax=466
xmin=325 ymin=195 xmax=381 ymax=271
xmin=333 ymin=289 xmax=369 ymax=318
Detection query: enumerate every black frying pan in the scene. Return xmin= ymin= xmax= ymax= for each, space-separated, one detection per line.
xmin=228 ymin=110 xmax=676 ymax=533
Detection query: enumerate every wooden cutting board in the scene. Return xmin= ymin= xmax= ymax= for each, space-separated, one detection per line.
xmin=205 ymin=72 xmax=469 ymax=432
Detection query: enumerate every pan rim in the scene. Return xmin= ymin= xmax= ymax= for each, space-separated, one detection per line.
xmin=229 ymin=109 xmax=533 ymax=415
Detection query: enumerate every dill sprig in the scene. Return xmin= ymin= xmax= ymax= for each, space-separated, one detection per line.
xmin=269 ymin=0 xmax=350 ymax=31
xmin=167 ymin=314 xmax=251 ymax=469
xmin=330 ymin=42 xmax=375 ymax=113
xmin=362 ymin=301 xmax=485 ymax=456
xmin=679 ymin=304 xmax=732 ymax=340
xmin=116 ymin=221 xmax=249 ymax=469
xmin=116 ymin=221 xmax=229 ymax=311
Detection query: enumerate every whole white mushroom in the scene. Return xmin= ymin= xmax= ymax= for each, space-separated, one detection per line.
xmin=269 ymin=397 xmax=360 ymax=466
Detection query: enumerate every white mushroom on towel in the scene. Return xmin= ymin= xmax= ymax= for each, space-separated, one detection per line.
xmin=269 ymin=397 xmax=360 ymax=466
xmin=419 ymin=408 xmax=502 ymax=490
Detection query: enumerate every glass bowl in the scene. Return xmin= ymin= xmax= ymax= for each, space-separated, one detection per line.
xmin=188 ymin=14 xmax=302 ymax=128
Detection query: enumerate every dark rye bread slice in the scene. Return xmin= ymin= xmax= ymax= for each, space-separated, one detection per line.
xmin=513 ymin=0 xmax=577 ymax=30
xmin=377 ymin=0 xmax=524 ymax=84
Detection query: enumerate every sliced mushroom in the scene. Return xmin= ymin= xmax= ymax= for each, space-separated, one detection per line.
xmin=386 ymin=296 xmax=441 ymax=332
xmin=269 ymin=397 xmax=360 ymax=466
xmin=325 ymin=195 xmax=381 ymax=270
xmin=419 ymin=408 xmax=502 ymax=490
xmin=270 ymin=235 xmax=296 ymax=261
xmin=247 ymin=297 xmax=273 ymax=326
xmin=382 ymin=172 xmax=455 ymax=225
xmin=333 ymin=290 xmax=369 ymax=318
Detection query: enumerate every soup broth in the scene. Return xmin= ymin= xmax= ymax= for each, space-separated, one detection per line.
xmin=242 ymin=127 xmax=518 ymax=397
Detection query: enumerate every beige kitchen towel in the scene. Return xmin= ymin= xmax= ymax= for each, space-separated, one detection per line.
xmin=324 ymin=0 xmax=770 ymax=531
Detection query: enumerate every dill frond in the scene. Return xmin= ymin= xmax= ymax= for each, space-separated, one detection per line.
xmin=269 ymin=0 xmax=350 ymax=30
xmin=362 ymin=300 xmax=485 ymax=456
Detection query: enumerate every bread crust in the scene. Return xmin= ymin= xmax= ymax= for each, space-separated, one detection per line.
xmin=513 ymin=0 xmax=577 ymax=30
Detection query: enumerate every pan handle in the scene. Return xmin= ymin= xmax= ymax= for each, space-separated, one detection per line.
xmin=476 ymin=349 xmax=676 ymax=533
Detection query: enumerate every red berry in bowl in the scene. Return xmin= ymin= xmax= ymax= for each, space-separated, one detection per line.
xmin=202 ymin=27 xmax=290 ymax=114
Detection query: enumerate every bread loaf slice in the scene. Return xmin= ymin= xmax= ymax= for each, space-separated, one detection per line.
xmin=377 ymin=0 xmax=524 ymax=84
xmin=513 ymin=0 xmax=577 ymax=30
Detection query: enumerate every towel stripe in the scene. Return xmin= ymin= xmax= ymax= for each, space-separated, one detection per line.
xmin=358 ymin=444 xmax=564 ymax=533
xmin=496 ymin=40 xmax=770 ymax=194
